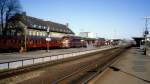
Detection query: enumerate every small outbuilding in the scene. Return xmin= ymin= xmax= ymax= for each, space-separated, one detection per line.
xmin=132 ymin=37 xmax=144 ymax=47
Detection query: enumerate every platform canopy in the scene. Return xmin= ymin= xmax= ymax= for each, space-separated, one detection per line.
xmin=132 ymin=37 xmax=144 ymax=47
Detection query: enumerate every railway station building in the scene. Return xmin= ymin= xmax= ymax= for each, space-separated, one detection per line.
xmin=2 ymin=13 xmax=74 ymax=38
xmin=25 ymin=16 xmax=74 ymax=38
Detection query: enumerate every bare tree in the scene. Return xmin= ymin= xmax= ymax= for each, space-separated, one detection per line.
xmin=0 ymin=0 xmax=22 ymax=35
xmin=0 ymin=0 xmax=7 ymax=34
xmin=7 ymin=13 xmax=26 ymax=36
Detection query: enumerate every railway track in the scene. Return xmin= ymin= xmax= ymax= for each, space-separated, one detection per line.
xmin=52 ymin=46 xmax=129 ymax=84
xmin=0 ymin=45 xmax=131 ymax=84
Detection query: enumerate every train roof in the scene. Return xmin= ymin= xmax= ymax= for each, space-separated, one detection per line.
xmin=62 ymin=35 xmax=105 ymax=41
xmin=0 ymin=35 xmax=62 ymax=41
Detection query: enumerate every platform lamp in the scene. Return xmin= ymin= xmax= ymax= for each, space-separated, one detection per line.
xmin=46 ymin=27 xmax=51 ymax=52
xmin=23 ymin=12 xmax=27 ymax=52
xmin=143 ymin=17 xmax=150 ymax=55
xmin=81 ymin=39 xmax=84 ymax=48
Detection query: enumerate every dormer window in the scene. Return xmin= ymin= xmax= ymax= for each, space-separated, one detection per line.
xmin=33 ymin=24 xmax=37 ymax=28
xmin=47 ymin=27 xmax=50 ymax=32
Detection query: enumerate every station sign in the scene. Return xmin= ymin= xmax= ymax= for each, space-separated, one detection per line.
xmin=144 ymin=30 xmax=149 ymax=35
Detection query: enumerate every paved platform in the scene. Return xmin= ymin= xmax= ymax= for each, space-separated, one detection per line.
xmin=89 ymin=47 xmax=150 ymax=84
xmin=0 ymin=46 xmax=111 ymax=63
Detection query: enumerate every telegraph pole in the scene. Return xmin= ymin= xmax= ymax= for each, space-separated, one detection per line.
xmin=143 ymin=17 xmax=150 ymax=55
xmin=24 ymin=26 xmax=27 ymax=52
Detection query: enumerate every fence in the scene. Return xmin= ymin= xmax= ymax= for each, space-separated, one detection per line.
xmin=0 ymin=47 xmax=113 ymax=70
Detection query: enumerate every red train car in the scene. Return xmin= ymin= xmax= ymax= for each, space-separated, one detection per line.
xmin=62 ymin=36 xmax=86 ymax=48
xmin=94 ymin=38 xmax=105 ymax=47
xmin=0 ymin=35 xmax=62 ymax=52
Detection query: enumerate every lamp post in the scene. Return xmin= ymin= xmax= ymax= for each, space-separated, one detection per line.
xmin=24 ymin=26 xmax=27 ymax=51
xmin=23 ymin=12 xmax=27 ymax=52
xmin=46 ymin=27 xmax=50 ymax=52
xmin=143 ymin=17 xmax=150 ymax=55
xmin=81 ymin=39 xmax=84 ymax=48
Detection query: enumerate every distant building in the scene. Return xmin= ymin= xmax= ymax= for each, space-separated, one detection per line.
xmin=3 ymin=15 xmax=74 ymax=38
xmin=79 ymin=32 xmax=94 ymax=38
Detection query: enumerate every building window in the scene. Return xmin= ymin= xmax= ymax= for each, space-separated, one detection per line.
xmin=33 ymin=31 xmax=36 ymax=36
xmin=28 ymin=31 xmax=32 ymax=36
xmin=11 ymin=30 xmax=15 ymax=36
xmin=40 ymin=32 xmax=42 ymax=36
xmin=43 ymin=32 xmax=46 ymax=36
xmin=36 ymin=31 xmax=38 ymax=36
xmin=17 ymin=32 xmax=21 ymax=36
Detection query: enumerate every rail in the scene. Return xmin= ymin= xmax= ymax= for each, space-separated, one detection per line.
xmin=52 ymin=46 xmax=129 ymax=84
xmin=0 ymin=46 xmax=118 ymax=70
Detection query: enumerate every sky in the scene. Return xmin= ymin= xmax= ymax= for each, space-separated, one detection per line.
xmin=20 ymin=0 xmax=150 ymax=39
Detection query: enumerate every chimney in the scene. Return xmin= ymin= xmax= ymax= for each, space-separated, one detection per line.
xmin=66 ymin=23 xmax=69 ymax=27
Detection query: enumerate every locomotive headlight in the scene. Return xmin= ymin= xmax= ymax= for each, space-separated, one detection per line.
xmin=63 ymin=39 xmax=69 ymax=44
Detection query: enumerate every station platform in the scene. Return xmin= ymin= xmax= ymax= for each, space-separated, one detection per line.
xmin=88 ymin=47 xmax=150 ymax=84
xmin=0 ymin=46 xmax=111 ymax=63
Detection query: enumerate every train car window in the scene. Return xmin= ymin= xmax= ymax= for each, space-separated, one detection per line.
xmin=36 ymin=39 xmax=38 ymax=44
xmin=12 ymin=39 xmax=14 ymax=43
xmin=16 ymin=40 xmax=18 ymax=44
xmin=39 ymin=40 xmax=42 ymax=44
xmin=29 ymin=40 xmax=32 ymax=44
xmin=14 ymin=39 xmax=16 ymax=43
xmin=33 ymin=40 xmax=35 ymax=44
xmin=6 ymin=40 xmax=9 ymax=44
xmin=37 ymin=40 xmax=39 ymax=44
xmin=38 ymin=39 xmax=41 ymax=44
xmin=19 ymin=40 xmax=21 ymax=43
xmin=35 ymin=40 xmax=37 ymax=44
xmin=3 ymin=39 xmax=6 ymax=44
xmin=11 ymin=39 xmax=13 ymax=43
xmin=10 ymin=39 xmax=12 ymax=43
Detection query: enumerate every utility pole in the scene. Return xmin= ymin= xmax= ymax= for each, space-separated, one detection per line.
xmin=96 ymin=33 xmax=98 ymax=38
xmin=24 ymin=12 xmax=27 ymax=52
xmin=24 ymin=26 xmax=27 ymax=52
xmin=143 ymin=17 xmax=150 ymax=55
